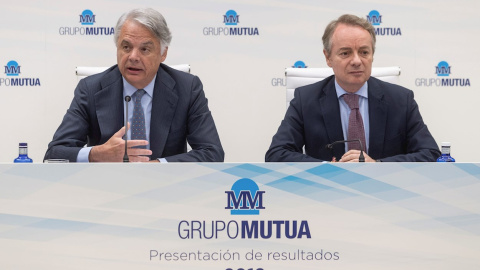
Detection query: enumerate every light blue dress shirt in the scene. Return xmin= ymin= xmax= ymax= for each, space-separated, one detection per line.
xmin=334 ymin=80 xmax=370 ymax=153
xmin=77 ymin=76 xmax=167 ymax=162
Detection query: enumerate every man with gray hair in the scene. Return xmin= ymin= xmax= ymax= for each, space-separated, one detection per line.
xmin=45 ymin=8 xmax=224 ymax=162
xmin=266 ymin=14 xmax=440 ymax=162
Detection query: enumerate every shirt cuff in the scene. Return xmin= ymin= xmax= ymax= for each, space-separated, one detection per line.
xmin=158 ymin=158 xmax=168 ymax=163
xmin=77 ymin=147 xmax=92 ymax=162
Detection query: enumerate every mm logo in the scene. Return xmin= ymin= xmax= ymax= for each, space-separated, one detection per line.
xmin=79 ymin=9 xmax=96 ymax=25
xmin=436 ymin=61 xmax=451 ymax=77
xmin=224 ymin=10 xmax=239 ymax=25
xmin=292 ymin=60 xmax=307 ymax=68
xmin=5 ymin=60 xmax=20 ymax=76
xmin=225 ymin=178 xmax=265 ymax=215
xmin=367 ymin=10 xmax=382 ymax=26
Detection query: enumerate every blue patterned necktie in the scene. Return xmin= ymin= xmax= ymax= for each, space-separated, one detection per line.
xmin=131 ymin=89 xmax=147 ymax=148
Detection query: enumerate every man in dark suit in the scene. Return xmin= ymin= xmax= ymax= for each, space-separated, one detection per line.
xmin=45 ymin=8 xmax=223 ymax=162
xmin=266 ymin=14 xmax=440 ymax=162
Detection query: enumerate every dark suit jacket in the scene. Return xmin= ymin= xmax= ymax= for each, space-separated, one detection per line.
xmin=45 ymin=64 xmax=224 ymax=162
xmin=266 ymin=75 xmax=440 ymax=162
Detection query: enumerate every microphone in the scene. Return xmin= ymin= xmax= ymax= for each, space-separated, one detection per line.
xmin=123 ymin=95 xmax=131 ymax=163
xmin=325 ymin=139 xmax=365 ymax=162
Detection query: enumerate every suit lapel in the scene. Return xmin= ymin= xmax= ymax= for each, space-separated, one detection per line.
xmin=367 ymin=78 xmax=388 ymax=157
xmin=94 ymin=67 xmax=124 ymax=143
xmin=319 ymin=78 xmax=345 ymax=157
xmin=150 ymin=65 xmax=179 ymax=159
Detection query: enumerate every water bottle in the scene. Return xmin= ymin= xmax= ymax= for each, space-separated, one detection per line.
xmin=436 ymin=142 xmax=455 ymax=162
xmin=14 ymin=143 xmax=33 ymax=163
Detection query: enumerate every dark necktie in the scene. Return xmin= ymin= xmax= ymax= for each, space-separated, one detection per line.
xmin=343 ymin=93 xmax=366 ymax=152
xmin=131 ymin=89 xmax=147 ymax=148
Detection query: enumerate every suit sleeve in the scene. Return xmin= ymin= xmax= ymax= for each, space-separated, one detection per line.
xmin=380 ymin=90 xmax=440 ymax=162
xmin=164 ymin=76 xmax=224 ymax=162
xmin=265 ymin=90 xmax=323 ymax=162
xmin=44 ymin=79 xmax=91 ymax=162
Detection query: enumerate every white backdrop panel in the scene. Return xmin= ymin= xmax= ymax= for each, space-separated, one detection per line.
xmin=0 ymin=0 xmax=478 ymax=162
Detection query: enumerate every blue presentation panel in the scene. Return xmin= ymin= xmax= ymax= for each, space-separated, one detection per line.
xmin=0 ymin=163 xmax=479 ymax=269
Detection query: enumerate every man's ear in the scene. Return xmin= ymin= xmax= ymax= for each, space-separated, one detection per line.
xmin=323 ymin=49 xmax=332 ymax=67
xmin=160 ymin=47 xmax=168 ymax=62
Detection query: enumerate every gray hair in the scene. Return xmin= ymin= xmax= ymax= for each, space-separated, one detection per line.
xmin=114 ymin=8 xmax=172 ymax=54
xmin=322 ymin=14 xmax=376 ymax=57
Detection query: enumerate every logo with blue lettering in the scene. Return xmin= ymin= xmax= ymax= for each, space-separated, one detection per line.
xmin=415 ymin=61 xmax=470 ymax=87
xmin=225 ymin=178 xmax=265 ymax=215
xmin=79 ymin=9 xmax=96 ymax=25
xmin=1 ymin=60 xmax=41 ymax=87
xmin=292 ymin=61 xmax=308 ymax=68
xmin=436 ymin=61 xmax=451 ymax=77
xmin=367 ymin=10 xmax=382 ymax=25
xmin=203 ymin=10 xmax=258 ymax=36
xmin=223 ymin=10 xmax=239 ymax=25
xmin=59 ymin=10 xmax=113 ymax=36
xmin=5 ymin=60 xmax=20 ymax=76
xmin=366 ymin=10 xmax=401 ymax=36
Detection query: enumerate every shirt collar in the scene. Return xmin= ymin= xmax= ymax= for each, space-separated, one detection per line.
xmin=334 ymin=79 xmax=368 ymax=99
xmin=122 ymin=75 xmax=156 ymax=98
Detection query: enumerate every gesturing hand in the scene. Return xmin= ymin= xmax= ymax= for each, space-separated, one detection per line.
xmin=89 ymin=125 xmax=151 ymax=162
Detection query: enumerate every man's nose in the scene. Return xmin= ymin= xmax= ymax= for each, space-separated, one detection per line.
xmin=350 ymin=52 xmax=361 ymax=66
xmin=128 ymin=48 xmax=140 ymax=61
